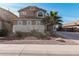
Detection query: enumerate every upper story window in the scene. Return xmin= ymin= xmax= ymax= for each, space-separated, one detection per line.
xmin=23 ymin=20 xmax=27 ymax=25
xmin=32 ymin=20 xmax=36 ymax=25
xmin=37 ymin=11 xmax=44 ymax=18
xmin=38 ymin=12 xmax=43 ymax=17
xmin=14 ymin=20 xmax=22 ymax=25
xmin=22 ymin=12 xmax=25 ymax=15
xmin=36 ymin=21 xmax=40 ymax=25
xmin=20 ymin=11 xmax=26 ymax=16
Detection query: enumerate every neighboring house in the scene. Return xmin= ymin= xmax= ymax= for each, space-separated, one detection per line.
xmin=13 ymin=6 xmax=48 ymax=33
xmin=0 ymin=17 xmax=4 ymax=30
xmin=0 ymin=7 xmax=17 ymax=33
xmin=62 ymin=20 xmax=79 ymax=32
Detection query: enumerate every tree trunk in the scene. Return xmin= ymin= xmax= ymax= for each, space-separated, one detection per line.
xmin=52 ymin=25 xmax=56 ymax=35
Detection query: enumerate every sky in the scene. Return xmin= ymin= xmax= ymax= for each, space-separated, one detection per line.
xmin=0 ymin=3 xmax=79 ymax=24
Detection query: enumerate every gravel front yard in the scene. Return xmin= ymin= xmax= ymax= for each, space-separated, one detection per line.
xmin=0 ymin=36 xmax=78 ymax=45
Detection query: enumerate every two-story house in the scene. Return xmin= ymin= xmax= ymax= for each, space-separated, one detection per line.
xmin=13 ymin=6 xmax=48 ymax=33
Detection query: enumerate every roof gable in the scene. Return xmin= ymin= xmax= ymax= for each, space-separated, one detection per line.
xmin=18 ymin=6 xmax=46 ymax=12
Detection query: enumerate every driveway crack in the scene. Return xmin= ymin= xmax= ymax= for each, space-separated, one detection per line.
xmin=18 ymin=46 xmax=25 ymax=56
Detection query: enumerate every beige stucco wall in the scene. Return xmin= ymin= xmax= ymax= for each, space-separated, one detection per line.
xmin=13 ymin=18 xmax=45 ymax=33
xmin=13 ymin=25 xmax=45 ymax=33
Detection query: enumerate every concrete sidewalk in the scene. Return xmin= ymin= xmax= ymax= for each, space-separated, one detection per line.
xmin=0 ymin=44 xmax=79 ymax=56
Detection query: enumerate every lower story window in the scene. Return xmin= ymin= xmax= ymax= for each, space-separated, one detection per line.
xmin=23 ymin=20 xmax=27 ymax=25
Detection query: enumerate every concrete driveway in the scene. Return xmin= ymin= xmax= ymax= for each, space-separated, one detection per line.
xmin=56 ymin=32 xmax=79 ymax=40
xmin=0 ymin=44 xmax=79 ymax=56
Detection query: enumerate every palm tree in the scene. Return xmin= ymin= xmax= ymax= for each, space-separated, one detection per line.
xmin=50 ymin=11 xmax=63 ymax=34
xmin=43 ymin=16 xmax=50 ymax=32
xmin=42 ymin=10 xmax=63 ymax=35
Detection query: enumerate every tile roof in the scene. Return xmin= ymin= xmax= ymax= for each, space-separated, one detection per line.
xmin=63 ymin=20 xmax=79 ymax=28
xmin=0 ymin=7 xmax=17 ymax=17
xmin=18 ymin=6 xmax=46 ymax=12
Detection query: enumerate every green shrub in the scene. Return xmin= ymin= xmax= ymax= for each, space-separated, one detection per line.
xmin=15 ymin=31 xmax=25 ymax=38
xmin=15 ymin=31 xmax=32 ymax=38
xmin=30 ymin=30 xmax=49 ymax=39
xmin=15 ymin=30 xmax=52 ymax=40
xmin=0 ymin=29 xmax=8 ymax=37
xmin=25 ymin=32 xmax=32 ymax=36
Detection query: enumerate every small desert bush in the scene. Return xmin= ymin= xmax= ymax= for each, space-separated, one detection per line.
xmin=15 ymin=31 xmax=26 ymax=38
xmin=30 ymin=30 xmax=50 ymax=39
xmin=15 ymin=30 xmax=52 ymax=40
